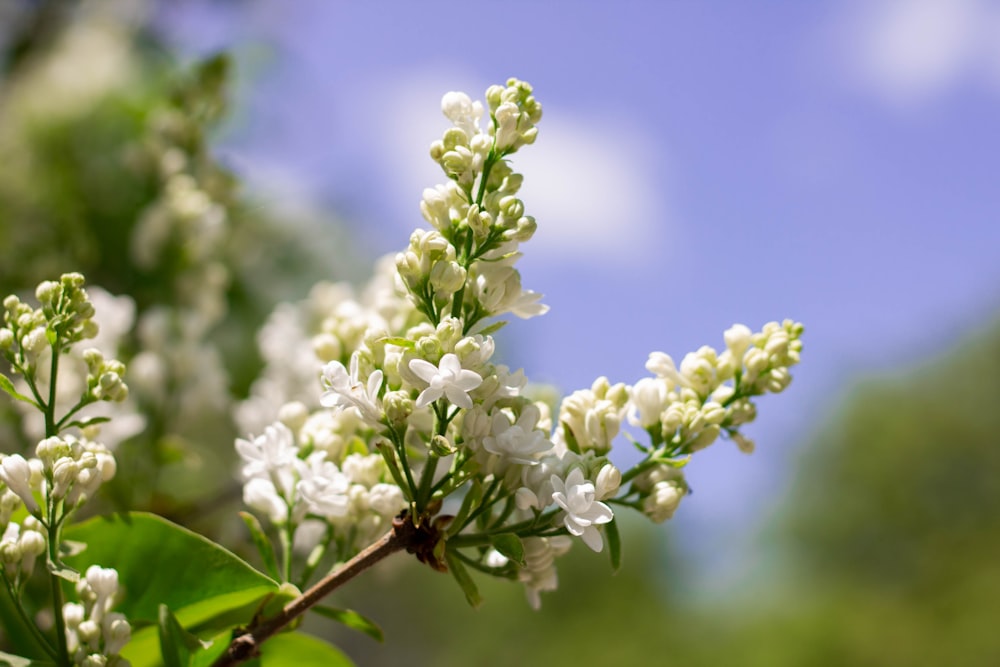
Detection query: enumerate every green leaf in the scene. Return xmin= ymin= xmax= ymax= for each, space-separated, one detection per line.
xmin=474 ymin=320 xmax=508 ymax=336
xmin=62 ymin=416 xmax=111 ymax=431
xmin=46 ymin=559 xmax=80 ymax=583
xmin=0 ymin=374 xmax=39 ymax=407
xmin=445 ymin=550 xmax=482 ymax=608
xmin=64 ymin=512 xmax=278 ymax=629
xmin=257 ymin=632 xmax=355 ymax=667
xmin=605 ymin=517 xmax=622 ymax=574
xmin=188 ymin=630 xmax=230 ymax=667
xmin=311 ymin=605 xmax=384 ymax=642
xmin=158 ymin=605 xmax=210 ymax=667
xmin=489 ymin=533 xmax=525 ymax=566
xmin=239 ymin=512 xmax=281 ymax=582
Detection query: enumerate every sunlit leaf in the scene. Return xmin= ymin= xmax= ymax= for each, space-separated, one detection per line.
xmin=158 ymin=604 xmax=210 ymax=667
xmin=257 ymin=632 xmax=355 ymax=667
xmin=65 ymin=512 xmax=278 ymax=628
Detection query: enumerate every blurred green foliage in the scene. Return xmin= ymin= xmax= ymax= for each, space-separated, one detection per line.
xmin=0 ymin=4 xmax=351 ymax=532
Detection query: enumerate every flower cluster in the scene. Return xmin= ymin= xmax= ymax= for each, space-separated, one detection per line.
xmin=63 ymin=566 xmax=132 ymax=667
xmin=236 ymin=418 xmax=406 ymax=572
xmin=0 ymin=276 xmax=132 ymax=664
xmin=236 ymin=79 xmax=804 ymax=609
xmin=619 ymin=321 xmax=804 ymax=522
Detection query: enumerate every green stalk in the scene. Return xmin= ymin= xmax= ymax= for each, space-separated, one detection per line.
xmin=1 ymin=570 xmax=60 ymax=661
xmin=46 ymin=499 xmax=69 ymax=666
xmin=43 ymin=345 xmax=70 ymax=666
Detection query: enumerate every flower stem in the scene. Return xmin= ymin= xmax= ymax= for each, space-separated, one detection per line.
xmin=1 ymin=571 xmax=60 ymax=662
xmin=212 ymin=515 xmax=429 ymax=667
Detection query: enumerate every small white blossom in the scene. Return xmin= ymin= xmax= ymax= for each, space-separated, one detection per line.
xmin=243 ymin=478 xmax=288 ymax=524
xmin=482 ymin=404 xmax=553 ymax=466
xmin=235 ymin=423 xmax=298 ymax=499
xmin=409 ymin=353 xmax=483 ymax=409
xmin=296 ymin=454 xmax=350 ymax=519
xmin=0 ymin=454 xmax=40 ymax=514
xmin=518 ymin=536 xmax=572 ymax=610
xmin=320 ymin=352 xmax=384 ymax=425
xmin=550 ymin=468 xmax=614 ymax=552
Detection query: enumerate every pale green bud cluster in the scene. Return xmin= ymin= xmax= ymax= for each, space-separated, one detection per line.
xmin=486 ymin=78 xmax=543 ymax=154
xmin=64 ymin=566 xmax=132 ymax=667
xmin=82 ymin=349 xmax=129 ymax=403
xmin=558 ymin=377 xmax=629 ymax=456
xmin=409 ymin=79 xmax=547 ymax=327
xmin=629 ymin=321 xmax=804 ymax=457
xmin=631 ymin=463 xmax=689 ymax=524
xmin=1 ymin=275 xmax=129 ymax=417
xmin=2 ymin=274 xmax=98 ymax=374
xmin=0 ymin=435 xmax=117 ymax=516
xmin=736 ymin=319 xmax=804 ymax=395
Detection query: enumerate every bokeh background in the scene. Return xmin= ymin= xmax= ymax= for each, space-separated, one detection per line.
xmin=1 ymin=1 xmax=998 ymax=665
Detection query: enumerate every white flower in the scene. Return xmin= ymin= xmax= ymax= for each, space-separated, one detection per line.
xmin=103 ymin=612 xmax=131 ymax=655
xmin=645 ymin=352 xmax=687 ymax=389
xmin=243 ymin=478 xmax=288 ymax=524
xmin=627 ymin=377 xmax=671 ymax=429
xmin=482 ymin=405 xmax=553 ymax=466
xmin=0 ymin=454 xmax=40 ymax=514
xmin=235 ymin=423 xmax=298 ymax=499
xmin=368 ymin=483 xmax=405 ymax=517
xmin=549 ymin=468 xmax=613 ymax=552
xmin=320 ymin=352 xmax=384 ymax=425
xmin=441 ymin=91 xmax=484 ymax=139
xmin=235 ymin=422 xmax=298 ymax=480
xmin=296 ymin=454 xmax=350 ymax=519
xmin=723 ymin=323 xmax=753 ymax=363
xmin=409 ymin=353 xmax=483 ymax=409
xmin=518 ymin=536 xmax=572 ymax=610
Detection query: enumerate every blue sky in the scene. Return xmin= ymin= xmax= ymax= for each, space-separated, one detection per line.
xmin=158 ymin=0 xmax=1000 ymax=591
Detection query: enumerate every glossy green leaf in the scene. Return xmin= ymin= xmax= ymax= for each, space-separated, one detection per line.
xmin=64 ymin=512 xmax=278 ymax=628
xmin=489 ymin=533 xmax=525 ymax=566
xmin=311 ymin=605 xmax=384 ymax=642
xmin=158 ymin=604 xmax=210 ymax=667
xmin=605 ymin=517 xmax=622 ymax=574
xmin=257 ymin=632 xmax=355 ymax=667
xmin=445 ymin=550 xmax=482 ymax=608
xmin=239 ymin=512 xmax=280 ymax=581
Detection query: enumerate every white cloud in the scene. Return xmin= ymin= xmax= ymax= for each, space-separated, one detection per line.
xmin=371 ymin=69 xmax=667 ymax=261
xmin=833 ymin=0 xmax=1000 ymax=106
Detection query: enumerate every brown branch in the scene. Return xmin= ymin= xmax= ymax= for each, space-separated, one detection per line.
xmin=212 ymin=513 xmax=437 ymax=667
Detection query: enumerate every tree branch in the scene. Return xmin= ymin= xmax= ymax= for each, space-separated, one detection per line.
xmin=212 ymin=513 xmax=435 ymax=667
